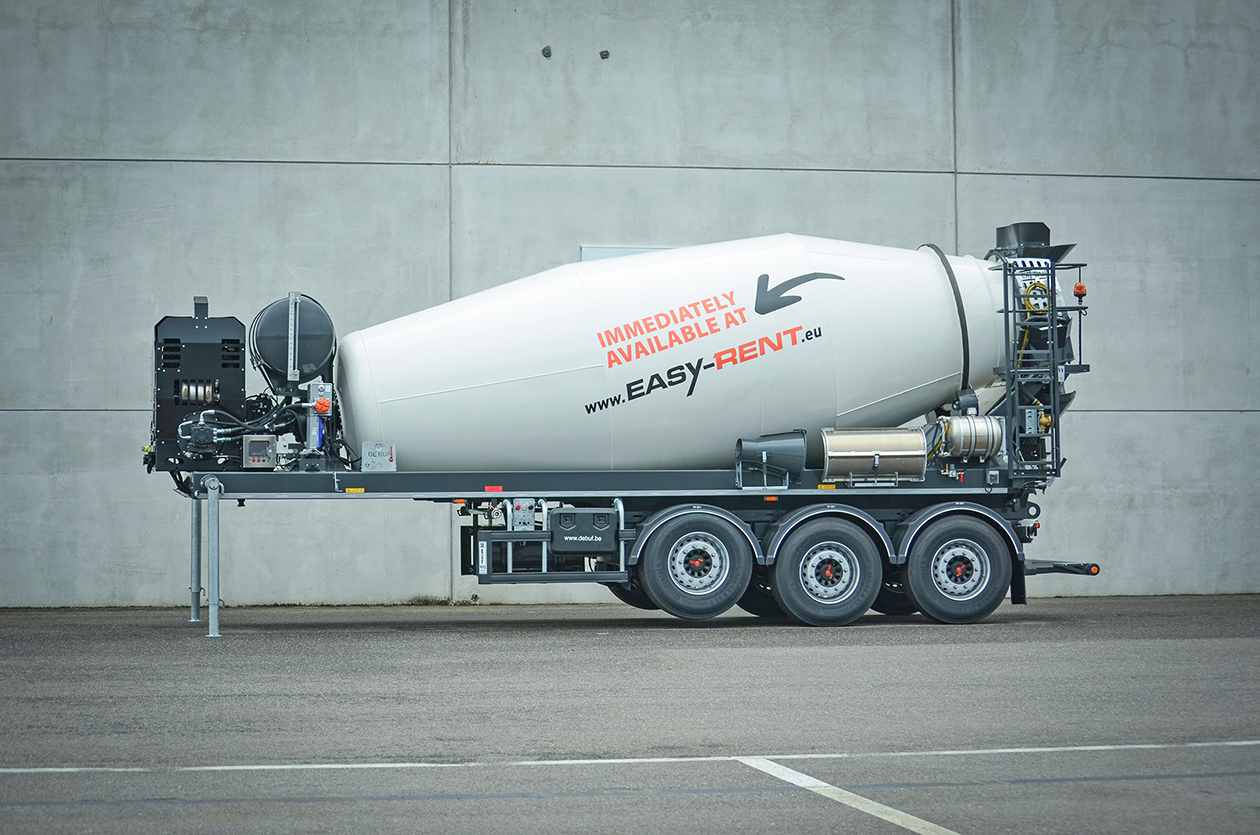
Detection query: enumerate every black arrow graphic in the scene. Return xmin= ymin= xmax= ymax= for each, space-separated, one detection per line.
xmin=754 ymin=272 xmax=845 ymax=315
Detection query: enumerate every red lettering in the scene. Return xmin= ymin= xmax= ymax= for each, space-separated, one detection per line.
xmin=598 ymin=296 xmax=754 ymax=360
xmin=714 ymin=348 xmax=738 ymax=369
xmin=758 ymin=333 xmax=783 ymax=354
xmin=784 ymin=326 xmax=804 ymax=345
xmin=738 ymin=340 xmax=758 ymax=362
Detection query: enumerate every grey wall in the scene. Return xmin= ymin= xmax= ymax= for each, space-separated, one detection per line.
xmin=1 ymin=0 xmax=1256 ymax=606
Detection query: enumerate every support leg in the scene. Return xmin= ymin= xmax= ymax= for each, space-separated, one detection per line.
xmin=203 ymin=476 xmax=222 ymax=638
xmin=190 ymin=498 xmax=202 ymax=622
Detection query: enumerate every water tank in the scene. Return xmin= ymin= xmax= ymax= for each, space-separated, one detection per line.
xmin=337 ymin=234 xmax=1005 ymax=471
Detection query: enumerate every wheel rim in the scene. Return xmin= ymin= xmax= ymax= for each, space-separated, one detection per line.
xmin=930 ymin=538 xmax=990 ymax=601
xmin=798 ymin=541 xmax=859 ymax=605
xmin=667 ymin=532 xmax=730 ymax=595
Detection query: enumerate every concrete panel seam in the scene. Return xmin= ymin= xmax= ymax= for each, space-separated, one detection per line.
xmin=6 ymin=159 xmax=1252 ymax=183
xmin=955 ymin=169 xmax=1260 ymax=185
xmin=448 ymin=162 xmax=1260 ymax=183
xmin=950 ymin=0 xmax=959 ymax=255
xmin=0 ymin=158 xmax=450 ymax=168
xmin=1069 ymin=409 xmax=1260 ymax=414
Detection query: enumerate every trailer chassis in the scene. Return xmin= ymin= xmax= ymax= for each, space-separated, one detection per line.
xmin=182 ymin=466 xmax=1097 ymax=636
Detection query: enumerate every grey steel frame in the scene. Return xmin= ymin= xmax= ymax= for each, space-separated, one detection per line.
xmin=185 ymin=468 xmax=1019 ymax=637
xmin=190 ymin=475 xmax=224 ymax=637
xmin=190 ymin=497 xmax=201 ymax=623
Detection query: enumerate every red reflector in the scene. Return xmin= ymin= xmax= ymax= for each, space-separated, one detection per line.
xmin=764 ymin=496 xmax=778 ymax=502
xmin=485 ymin=486 xmax=503 ymax=493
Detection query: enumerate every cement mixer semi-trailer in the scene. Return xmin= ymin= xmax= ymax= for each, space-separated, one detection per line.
xmin=145 ymin=222 xmax=1099 ymax=631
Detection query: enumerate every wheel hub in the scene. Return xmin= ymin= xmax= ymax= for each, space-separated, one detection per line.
xmin=931 ymin=538 xmax=990 ymax=600
xmin=799 ymin=542 xmax=858 ymax=604
xmin=668 ymin=533 xmax=729 ymax=595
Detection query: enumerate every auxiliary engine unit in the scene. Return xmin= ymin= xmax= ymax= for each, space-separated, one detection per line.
xmin=145 ymin=293 xmax=341 ymax=475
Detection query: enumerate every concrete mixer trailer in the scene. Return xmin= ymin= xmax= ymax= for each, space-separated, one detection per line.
xmin=146 ymin=222 xmax=1098 ymax=633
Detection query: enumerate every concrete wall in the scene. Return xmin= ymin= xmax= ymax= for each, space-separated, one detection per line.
xmin=1 ymin=0 xmax=1256 ymax=606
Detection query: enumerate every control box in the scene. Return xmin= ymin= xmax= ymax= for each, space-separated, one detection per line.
xmin=242 ymin=435 xmax=277 ymax=469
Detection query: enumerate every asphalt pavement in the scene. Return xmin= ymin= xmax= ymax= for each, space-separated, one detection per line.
xmin=1 ymin=595 xmax=1258 ymax=834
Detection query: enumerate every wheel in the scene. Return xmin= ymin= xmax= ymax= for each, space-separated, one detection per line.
xmin=903 ymin=516 xmax=1013 ymax=624
xmin=637 ymin=513 xmax=753 ymax=620
xmin=734 ymin=570 xmax=786 ymax=618
xmin=770 ymin=519 xmax=881 ymax=626
xmin=870 ymin=567 xmax=918 ymax=616
xmin=602 ymin=573 xmax=659 ymax=610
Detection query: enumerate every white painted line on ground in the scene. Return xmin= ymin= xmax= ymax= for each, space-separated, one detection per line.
xmin=0 ymin=756 xmax=733 ymax=775
xmin=1 ymin=739 xmax=1256 ymax=776
xmin=738 ymin=756 xmax=961 ymax=835
xmin=774 ymin=738 xmax=1260 ymax=762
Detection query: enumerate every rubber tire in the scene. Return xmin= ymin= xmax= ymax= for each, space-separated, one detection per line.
xmin=870 ymin=567 xmax=918 ymax=616
xmin=735 ymin=572 xmax=786 ymax=618
xmin=903 ymin=516 xmax=1013 ymax=624
xmin=637 ymin=514 xmax=753 ymax=620
xmin=770 ymin=519 xmax=881 ymax=626
xmin=602 ymin=575 xmax=659 ymax=610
